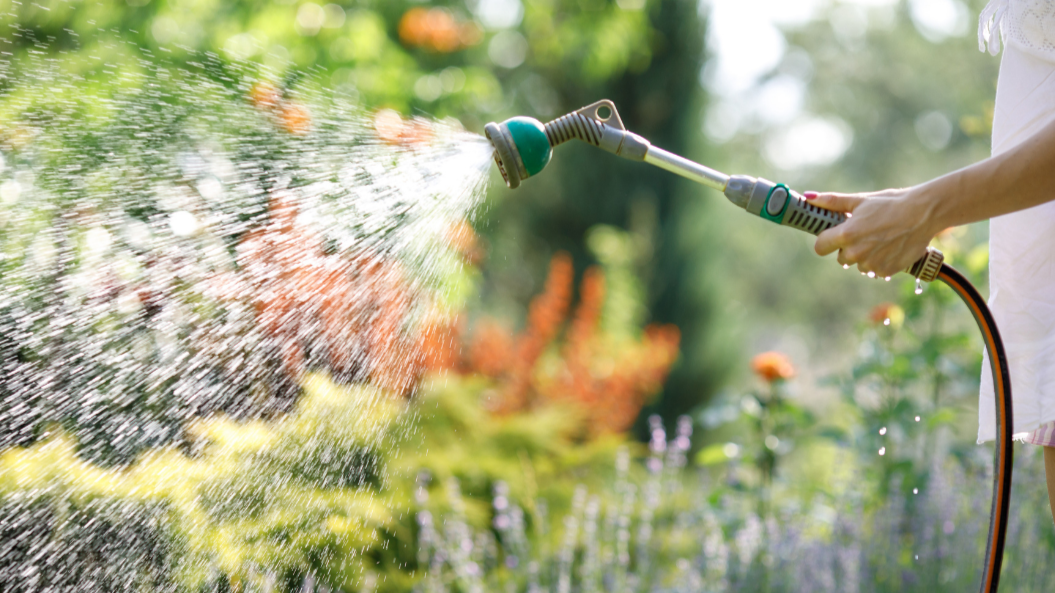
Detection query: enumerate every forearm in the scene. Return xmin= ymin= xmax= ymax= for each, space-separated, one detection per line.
xmin=919 ymin=117 xmax=1055 ymax=230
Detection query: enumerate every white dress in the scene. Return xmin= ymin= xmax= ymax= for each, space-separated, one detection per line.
xmin=977 ymin=0 xmax=1055 ymax=444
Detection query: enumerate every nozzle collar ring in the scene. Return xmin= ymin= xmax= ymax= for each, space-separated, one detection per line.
xmin=484 ymin=122 xmax=525 ymax=189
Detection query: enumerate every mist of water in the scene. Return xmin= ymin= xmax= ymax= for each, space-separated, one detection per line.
xmin=0 ymin=50 xmax=494 ymax=465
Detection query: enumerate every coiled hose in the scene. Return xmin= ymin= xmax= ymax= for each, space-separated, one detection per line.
xmin=938 ymin=264 xmax=1012 ymax=593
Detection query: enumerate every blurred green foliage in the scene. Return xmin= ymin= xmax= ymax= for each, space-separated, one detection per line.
xmin=697 ymin=226 xmax=991 ymax=493
xmin=702 ymin=0 xmax=998 ymax=382
xmin=0 ymin=0 xmax=654 ymax=120
xmin=4 ymin=358 xmax=1053 ymax=591
xmin=0 ymin=372 xmax=638 ymax=591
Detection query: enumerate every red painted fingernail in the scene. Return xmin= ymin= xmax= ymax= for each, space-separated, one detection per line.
xmin=803 ymin=191 xmax=819 ymax=200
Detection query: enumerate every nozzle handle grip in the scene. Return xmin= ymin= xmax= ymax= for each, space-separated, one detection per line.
xmin=779 ymin=188 xmax=943 ymax=281
xmin=726 ymin=176 xmax=944 ymax=282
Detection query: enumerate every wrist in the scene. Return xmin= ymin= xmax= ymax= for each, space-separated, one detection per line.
xmin=911 ymin=177 xmax=955 ymax=237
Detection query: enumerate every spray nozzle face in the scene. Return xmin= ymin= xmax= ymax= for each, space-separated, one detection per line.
xmin=484 ymin=116 xmax=552 ymax=189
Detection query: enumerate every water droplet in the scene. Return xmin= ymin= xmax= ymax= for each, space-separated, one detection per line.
xmin=0 ymin=180 xmax=20 ymax=204
xmin=913 ymin=488 xmax=918 ymax=494
xmin=878 ymin=447 xmax=886 ymax=456
xmin=884 ymin=276 xmax=891 ymax=281
xmin=883 ymin=318 xmax=890 ymax=326
xmin=915 ymin=416 xmax=921 ymax=422
xmin=867 ymin=271 xmax=875 ymax=278
xmin=879 ymin=426 xmax=887 ymax=435
xmin=85 ymin=226 xmax=112 ymax=255
xmin=169 ymin=210 xmax=199 ymax=236
xmin=843 ymin=264 xmax=850 ymax=269
xmin=915 ymin=279 xmax=924 ymax=295
xmin=197 ymin=176 xmax=224 ymax=201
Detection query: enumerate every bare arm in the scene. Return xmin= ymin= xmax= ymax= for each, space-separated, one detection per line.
xmin=811 ymin=116 xmax=1055 ymax=277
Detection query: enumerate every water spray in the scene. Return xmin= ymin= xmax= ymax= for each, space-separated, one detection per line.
xmin=486 ymin=99 xmax=1013 ymax=593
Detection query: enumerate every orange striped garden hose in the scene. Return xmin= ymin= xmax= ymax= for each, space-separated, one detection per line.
xmin=937 ymin=264 xmax=1012 ymax=593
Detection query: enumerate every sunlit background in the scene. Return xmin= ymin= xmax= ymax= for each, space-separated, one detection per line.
xmin=1 ymin=0 xmax=1053 ymax=590
xmin=706 ymin=0 xmax=971 ymax=162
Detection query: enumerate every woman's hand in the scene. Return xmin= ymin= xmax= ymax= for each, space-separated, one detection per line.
xmin=804 ymin=119 xmax=1055 ymax=271
xmin=808 ymin=186 xmax=943 ymax=278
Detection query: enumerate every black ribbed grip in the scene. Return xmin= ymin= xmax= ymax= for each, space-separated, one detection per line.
xmin=781 ymin=195 xmax=847 ymax=235
xmin=543 ymin=112 xmax=605 ymax=147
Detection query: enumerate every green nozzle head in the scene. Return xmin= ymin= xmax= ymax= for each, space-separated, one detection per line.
xmin=484 ymin=116 xmax=552 ymax=189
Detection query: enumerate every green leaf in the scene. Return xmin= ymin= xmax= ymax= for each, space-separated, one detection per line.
xmin=926 ymin=408 xmax=958 ymax=430
xmin=695 ymin=443 xmax=734 ymax=466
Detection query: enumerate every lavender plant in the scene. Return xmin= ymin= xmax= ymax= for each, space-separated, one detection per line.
xmin=410 ymin=414 xmax=1055 ymax=593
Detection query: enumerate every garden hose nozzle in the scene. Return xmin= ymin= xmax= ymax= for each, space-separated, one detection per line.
xmin=484 ymin=99 xmax=943 ymax=282
xmin=484 ymin=99 xmax=726 ymax=191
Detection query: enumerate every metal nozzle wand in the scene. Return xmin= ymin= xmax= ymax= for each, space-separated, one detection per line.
xmin=484 ymin=99 xmax=943 ymax=282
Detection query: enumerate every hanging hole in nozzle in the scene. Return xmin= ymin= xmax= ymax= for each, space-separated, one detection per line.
xmin=575 ymin=100 xmax=625 ymax=130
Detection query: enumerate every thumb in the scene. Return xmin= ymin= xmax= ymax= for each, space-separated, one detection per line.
xmin=804 ymin=191 xmax=865 ymax=214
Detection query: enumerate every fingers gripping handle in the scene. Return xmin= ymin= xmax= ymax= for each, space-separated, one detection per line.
xmin=776 ymin=183 xmax=943 ymax=282
xmin=724 ymin=176 xmax=944 ymax=282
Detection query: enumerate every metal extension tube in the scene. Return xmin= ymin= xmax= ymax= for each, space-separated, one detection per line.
xmin=541 ymin=100 xmax=729 ymax=191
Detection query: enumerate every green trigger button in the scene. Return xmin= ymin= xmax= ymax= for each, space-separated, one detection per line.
xmin=766 ymin=186 xmax=788 ymax=216
xmin=761 ymin=183 xmax=791 ymax=223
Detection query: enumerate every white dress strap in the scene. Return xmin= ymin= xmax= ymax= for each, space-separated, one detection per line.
xmin=979 ymin=0 xmax=1010 ymax=55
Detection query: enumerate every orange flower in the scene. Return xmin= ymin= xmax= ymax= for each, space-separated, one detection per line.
xmin=445 ymin=219 xmax=483 ymax=265
xmin=248 ymin=81 xmax=312 ymax=136
xmin=398 ymin=7 xmax=481 ymax=53
xmin=400 ymin=118 xmax=434 ymax=145
xmin=374 ymin=109 xmax=405 ymax=143
xmin=413 ymin=310 xmax=463 ymax=374
xmin=456 ymin=254 xmax=682 ymax=436
xmin=494 ymin=252 xmax=573 ymax=413
xmin=235 ymin=194 xmax=424 ymax=397
xmin=523 ymin=253 xmax=573 ymax=346
xmin=751 ymin=351 xmax=795 ymax=383
xmin=373 ymin=109 xmax=434 ymax=146
xmin=564 ymin=266 xmax=605 ymax=361
xmin=468 ymin=319 xmax=514 ymax=377
xmin=869 ymin=302 xmax=895 ymax=324
xmin=556 ymin=321 xmax=680 ymax=436
xmin=458 ymin=21 xmax=483 ymax=47
xmin=423 ymin=9 xmax=461 ymax=53
xmin=279 ymin=101 xmax=311 ymax=136
xmin=249 ymin=80 xmax=281 ymax=109
xmin=868 ymin=302 xmax=904 ymax=327
xmin=398 ymin=7 xmax=431 ymax=47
